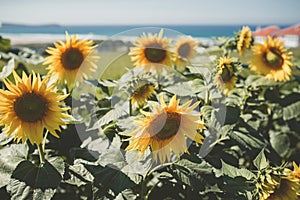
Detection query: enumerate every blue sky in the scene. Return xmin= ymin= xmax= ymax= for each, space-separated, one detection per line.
xmin=0 ymin=0 xmax=299 ymax=25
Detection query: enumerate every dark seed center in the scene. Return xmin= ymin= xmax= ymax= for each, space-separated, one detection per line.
xmin=144 ymin=43 xmax=167 ymax=63
xmin=178 ymin=43 xmax=191 ymax=59
xmin=61 ymin=48 xmax=84 ymax=70
xmin=148 ymin=111 xmax=181 ymax=140
xmin=263 ymin=48 xmax=283 ymax=69
xmin=133 ymin=84 xmax=151 ymax=96
xmin=221 ymin=64 xmax=234 ymax=82
xmin=14 ymin=92 xmax=48 ymax=122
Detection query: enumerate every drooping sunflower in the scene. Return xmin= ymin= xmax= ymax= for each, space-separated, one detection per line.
xmin=291 ymin=162 xmax=300 ymax=179
xmin=131 ymin=83 xmax=155 ymax=107
xmin=0 ymin=71 xmax=70 ymax=145
xmin=173 ymin=36 xmax=198 ymax=67
xmin=237 ymin=26 xmax=252 ymax=56
xmin=128 ymin=29 xmax=173 ymax=74
xmin=125 ymin=94 xmax=204 ymax=163
xmin=249 ymin=36 xmax=294 ymax=81
xmin=256 ymin=165 xmax=300 ymax=200
xmin=215 ymin=56 xmax=238 ymax=95
xmin=44 ymin=32 xmax=99 ymax=88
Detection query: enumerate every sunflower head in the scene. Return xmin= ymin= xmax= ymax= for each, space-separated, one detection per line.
xmin=131 ymin=82 xmax=155 ymax=107
xmin=44 ymin=32 xmax=99 ymax=88
xmin=237 ymin=26 xmax=253 ymax=56
xmin=173 ymin=36 xmax=198 ymax=67
xmin=0 ymin=70 xmax=70 ymax=145
xmin=125 ymin=94 xmax=205 ymax=163
xmin=254 ymin=166 xmax=300 ymax=200
xmin=249 ymin=36 xmax=294 ymax=82
xmin=128 ymin=29 xmax=173 ymax=75
xmin=215 ymin=56 xmax=238 ymax=95
xmin=292 ymin=162 xmax=300 ymax=179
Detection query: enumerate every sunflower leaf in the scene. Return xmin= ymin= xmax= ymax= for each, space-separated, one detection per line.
xmin=7 ymin=157 xmax=64 ymax=200
xmin=216 ymin=160 xmax=255 ymax=180
xmin=84 ymin=164 xmax=136 ymax=197
xmin=89 ymin=105 xmax=128 ymax=130
xmin=253 ymin=149 xmax=269 ymax=170
xmin=245 ymin=75 xmax=278 ymax=88
xmin=283 ymin=101 xmax=300 ymax=120
xmin=269 ymin=131 xmax=290 ymax=158
xmin=65 ymin=163 xmax=94 ymax=187
xmin=171 ymin=158 xmax=214 ymax=191
xmin=229 ymin=130 xmax=264 ymax=149
xmin=163 ymin=81 xmax=201 ymax=96
xmin=0 ymin=144 xmax=28 ymax=188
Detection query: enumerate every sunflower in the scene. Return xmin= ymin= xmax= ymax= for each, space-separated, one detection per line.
xmin=237 ymin=26 xmax=252 ymax=56
xmin=215 ymin=56 xmax=238 ymax=95
xmin=44 ymin=32 xmax=99 ymax=88
xmin=131 ymin=83 xmax=155 ymax=107
xmin=128 ymin=29 xmax=173 ymax=74
xmin=125 ymin=94 xmax=204 ymax=163
xmin=291 ymin=162 xmax=300 ymax=179
xmin=0 ymin=71 xmax=70 ymax=145
xmin=173 ymin=36 xmax=198 ymax=67
xmin=249 ymin=36 xmax=294 ymax=81
xmin=256 ymin=166 xmax=300 ymax=200
xmin=264 ymin=178 xmax=300 ymax=200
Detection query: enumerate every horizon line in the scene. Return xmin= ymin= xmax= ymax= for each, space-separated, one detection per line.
xmin=1 ymin=21 xmax=299 ymax=27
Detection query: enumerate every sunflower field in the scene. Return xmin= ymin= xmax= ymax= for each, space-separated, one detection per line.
xmin=0 ymin=26 xmax=300 ymax=200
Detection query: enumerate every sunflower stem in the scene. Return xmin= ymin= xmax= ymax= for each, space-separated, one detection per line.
xmin=37 ymin=143 xmax=45 ymax=165
xmin=129 ymin=98 xmax=133 ymax=116
xmin=205 ymin=88 xmax=210 ymax=104
xmin=42 ymin=130 xmax=48 ymax=151
xmin=146 ymin=162 xmax=173 ymax=178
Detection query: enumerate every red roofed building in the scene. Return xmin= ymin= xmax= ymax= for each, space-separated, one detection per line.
xmin=252 ymin=24 xmax=300 ymax=47
xmin=275 ymin=24 xmax=300 ymax=47
xmin=252 ymin=25 xmax=280 ymax=37
xmin=275 ymin=24 xmax=300 ymax=36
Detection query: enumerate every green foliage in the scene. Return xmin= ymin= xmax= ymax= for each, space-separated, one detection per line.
xmin=7 ymin=157 xmax=64 ymax=200
xmin=0 ymin=144 xmax=28 ymax=188
xmin=253 ymin=149 xmax=269 ymax=170
xmin=1 ymin=29 xmax=300 ymax=200
xmin=0 ymin=37 xmax=11 ymax=52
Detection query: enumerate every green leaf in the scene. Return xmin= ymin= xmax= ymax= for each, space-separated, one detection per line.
xmin=0 ymin=144 xmax=28 ymax=188
xmin=216 ymin=160 xmax=255 ymax=180
xmin=7 ymin=180 xmax=56 ymax=200
xmin=0 ymin=133 xmax=14 ymax=146
xmin=0 ymin=58 xmax=14 ymax=80
xmin=171 ymin=158 xmax=214 ymax=191
xmin=283 ymin=101 xmax=300 ymax=120
xmin=90 ymin=106 xmax=128 ymax=130
xmin=65 ymin=163 xmax=94 ymax=187
xmin=201 ymin=105 xmax=213 ymax=122
xmin=279 ymin=80 xmax=300 ymax=95
xmin=98 ymin=79 xmax=118 ymax=88
xmin=163 ymin=80 xmax=203 ymax=96
xmin=84 ymin=164 xmax=136 ymax=196
xmin=0 ymin=37 xmax=11 ymax=52
xmin=229 ymin=130 xmax=264 ymax=149
xmin=69 ymin=147 xmax=98 ymax=162
xmin=7 ymin=157 xmax=64 ymax=200
xmin=253 ymin=149 xmax=269 ymax=170
xmin=269 ymin=131 xmax=290 ymax=158
xmin=225 ymin=106 xmax=240 ymax=124
xmin=123 ymin=150 xmax=153 ymax=176
xmin=115 ymin=189 xmax=138 ymax=200
xmin=71 ymin=80 xmax=102 ymax=100
xmin=186 ymin=66 xmax=212 ymax=80
xmin=246 ymin=75 xmax=278 ymax=88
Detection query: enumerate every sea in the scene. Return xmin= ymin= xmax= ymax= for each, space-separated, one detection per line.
xmin=0 ymin=23 xmax=293 ymax=46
